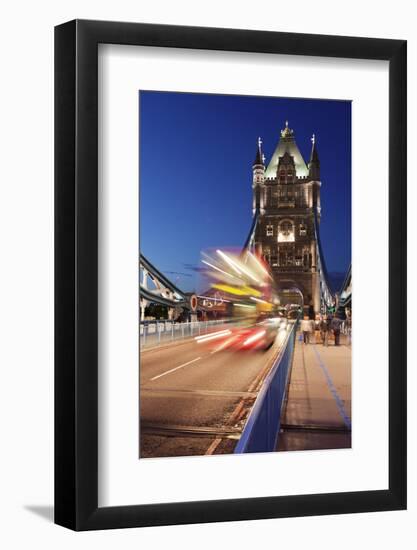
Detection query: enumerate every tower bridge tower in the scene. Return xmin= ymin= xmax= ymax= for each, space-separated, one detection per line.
xmin=253 ymin=122 xmax=322 ymax=313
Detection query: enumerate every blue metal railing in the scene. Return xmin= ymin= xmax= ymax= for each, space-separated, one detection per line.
xmin=234 ymin=321 xmax=297 ymax=453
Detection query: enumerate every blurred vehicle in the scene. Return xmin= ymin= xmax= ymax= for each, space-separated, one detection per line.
xmin=200 ymin=248 xmax=278 ymax=320
xmin=228 ymin=318 xmax=277 ymax=351
xmin=196 ymin=314 xmax=278 ymax=352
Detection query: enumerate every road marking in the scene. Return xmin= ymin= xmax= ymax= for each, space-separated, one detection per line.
xmin=150 ymin=356 xmax=202 ymax=381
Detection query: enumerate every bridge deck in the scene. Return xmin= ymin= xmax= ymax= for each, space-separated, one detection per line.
xmin=277 ymin=331 xmax=351 ymax=452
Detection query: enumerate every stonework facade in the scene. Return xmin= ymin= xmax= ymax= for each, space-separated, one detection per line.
xmin=253 ymin=123 xmax=322 ymax=313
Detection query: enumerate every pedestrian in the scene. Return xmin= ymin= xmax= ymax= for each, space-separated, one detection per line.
xmin=331 ymin=315 xmax=343 ymax=346
xmin=300 ymin=315 xmax=314 ymax=344
xmin=345 ymin=309 xmax=352 ymax=346
xmin=314 ymin=314 xmax=321 ymax=343
xmin=320 ymin=315 xmax=329 ymax=346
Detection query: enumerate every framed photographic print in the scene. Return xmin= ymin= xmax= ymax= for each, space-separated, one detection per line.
xmin=55 ymin=20 xmax=407 ymax=530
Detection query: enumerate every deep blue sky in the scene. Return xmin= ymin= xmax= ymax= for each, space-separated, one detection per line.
xmin=140 ymin=91 xmax=351 ymax=292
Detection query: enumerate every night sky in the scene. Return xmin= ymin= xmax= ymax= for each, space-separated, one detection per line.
xmin=139 ymin=91 xmax=351 ymax=293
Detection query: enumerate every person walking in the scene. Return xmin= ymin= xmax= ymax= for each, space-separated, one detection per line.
xmin=345 ymin=309 xmax=352 ymax=346
xmin=331 ymin=315 xmax=343 ymax=346
xmin=320 ymin=315 xmax=330 ymax=346
xmin=300 ymin=315 xmax=314 ymax=344
xmin=314 ymin=314 xmax=321 ymax=344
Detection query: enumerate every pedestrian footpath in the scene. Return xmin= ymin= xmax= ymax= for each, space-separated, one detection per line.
xmin=277 ymin=332 xmax=351 ymax=451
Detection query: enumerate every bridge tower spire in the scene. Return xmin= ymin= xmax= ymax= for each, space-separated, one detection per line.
xmin=252 ymin=136 xmax=266 ymax=216
xmin=308 ymin=133 xmax=320 ymax=181
xmin=308 ymin=133 xmax=322 ymax=222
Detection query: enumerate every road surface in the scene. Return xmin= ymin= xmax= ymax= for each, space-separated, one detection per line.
xmin=140 ymin=327 xmax=289 ymax=458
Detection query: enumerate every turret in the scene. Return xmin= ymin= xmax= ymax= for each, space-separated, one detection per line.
xmin=308 ymin=133 xmax=320 ymax=181
xmin=308 ymin=134 xmax=322 ymax=221
xmin=252 ymin=137 xmax=265 ymax=216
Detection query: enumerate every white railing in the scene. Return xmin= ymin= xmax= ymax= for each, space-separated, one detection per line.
xmin=139 ymin=319 xmax=229 ymax=349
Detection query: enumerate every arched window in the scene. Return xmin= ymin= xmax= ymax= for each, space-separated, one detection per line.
xmin=278 ymin=220 xmax=295 ymax=242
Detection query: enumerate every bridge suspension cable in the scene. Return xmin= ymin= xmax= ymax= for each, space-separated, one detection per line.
xmin=337 ymin=264 xmax=352 ymax=312
xmin=242 ymin=209 xmax=260 ymax=254
xmin=313 ymin=211 xmax=335 ymax=311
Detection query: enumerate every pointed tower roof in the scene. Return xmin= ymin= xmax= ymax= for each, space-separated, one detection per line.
xmin=253 ymin=136 xmax=265 ymax=166
xmin=308 ymin=133 xmax=320 ymax=180
xmin=264 ymin=121 xmax=308 ymax=179
xmin=309 ymin=133 xmax=319 ymax=164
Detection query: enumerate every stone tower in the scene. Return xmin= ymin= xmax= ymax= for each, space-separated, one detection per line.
xmin=253 ymin=122 xmax=322 ymax=313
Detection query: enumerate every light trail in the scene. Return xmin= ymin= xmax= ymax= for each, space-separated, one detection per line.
xmin=216 ymin=249 xmax=260 ymax=283
xmin=195 ymin=329 xmax=232 ymax=344
xmin=250 ymin=296 xmax=269 ymax=304
xmin=247 ymin=251 xmax=273 ymax=280
xmin=211 ymin=336 xmax=237 ymax=353
xmin=216 ymin=250 xmax=242 ymax=276
xmin=243 ymin=330 xmax=266 ymax=347
xmin=212 ymin=283 xmax=262 ymax=297
xmin=201 ymin=259 xmax=236 ymax=280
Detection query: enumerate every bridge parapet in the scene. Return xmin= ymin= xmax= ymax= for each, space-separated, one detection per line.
xmin=234 ymin=319 xmax=297 ymax=453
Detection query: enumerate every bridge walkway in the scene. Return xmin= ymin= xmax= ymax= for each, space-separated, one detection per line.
xmin=277 ymin=331 xmax=351 ymax=452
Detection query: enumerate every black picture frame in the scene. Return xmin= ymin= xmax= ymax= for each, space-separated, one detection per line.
xmin=55 ymin=19 xmax=407 ymax=531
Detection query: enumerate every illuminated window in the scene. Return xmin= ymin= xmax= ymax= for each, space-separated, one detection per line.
xmin=278 ymin=220 xmax=295 ymax=243
xmin=266 ymin=225 xmax=273 ymax=236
